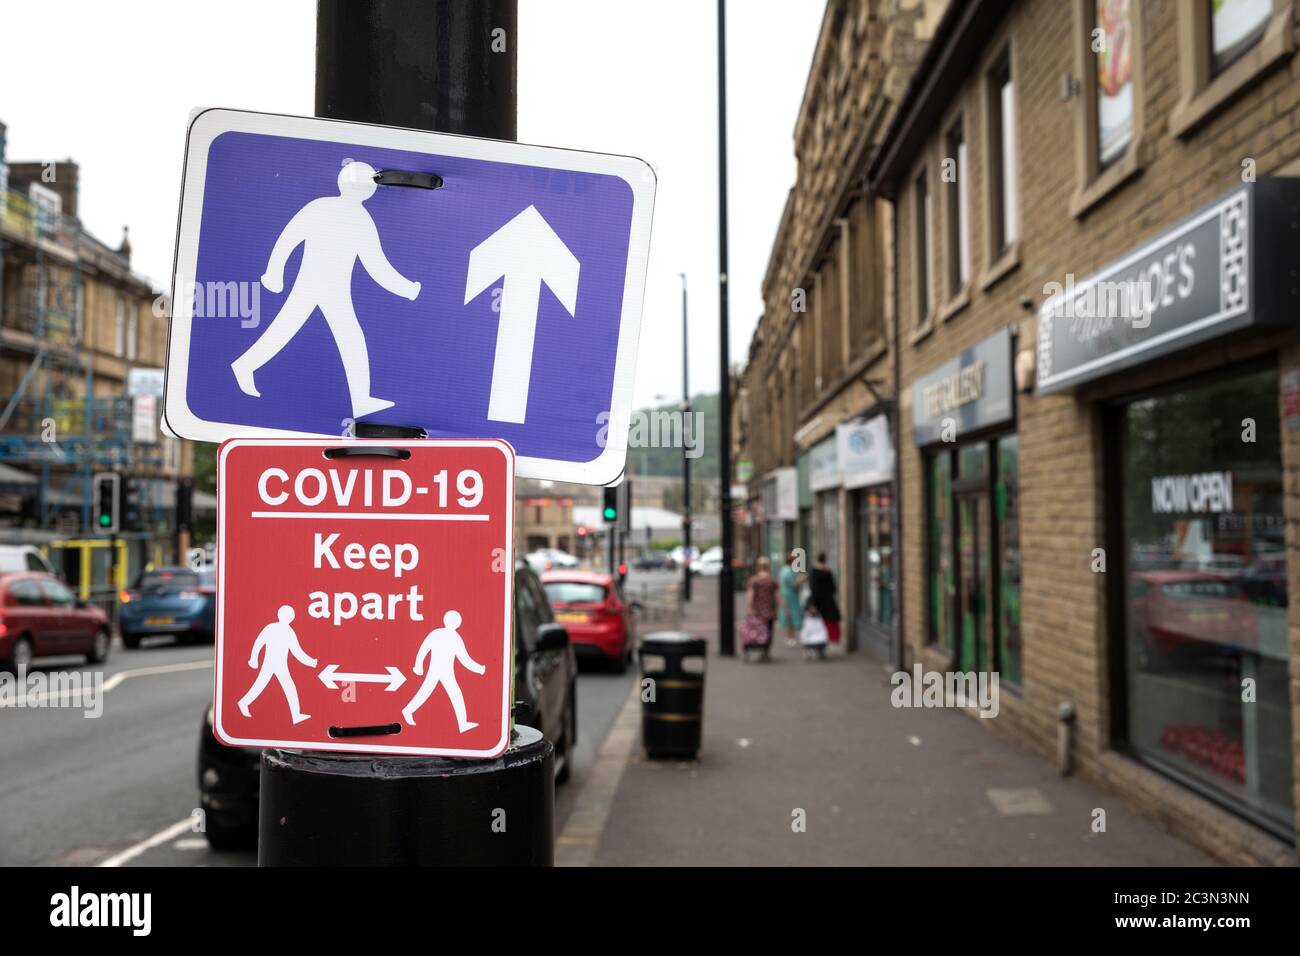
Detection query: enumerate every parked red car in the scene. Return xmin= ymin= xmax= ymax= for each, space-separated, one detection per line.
xmin=0 ymin=572 xmax=112 ymax=672
xmin=541 ymin=571 xmax=636 ymax=670
xmin=1130 ymin=570 xmax=1257 ymax=664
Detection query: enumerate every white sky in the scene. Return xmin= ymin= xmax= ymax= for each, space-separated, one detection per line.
xmin=0 ymin=0 xmax=822 ymax=407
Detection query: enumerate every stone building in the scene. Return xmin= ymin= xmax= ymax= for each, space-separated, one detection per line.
xmin=867 ymin=0 xmax=1300 ymax=862
xmin=0 ymin=127 xmax=191 ymax=591
xmin=737 ymin=0 xmax=943 ymax=658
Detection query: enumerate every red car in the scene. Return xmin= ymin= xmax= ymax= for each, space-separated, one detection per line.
xmin=542 ymin=571 xmax=636 ymax=670
xmin=1130 ymin=570 xmax=1257 ymax=663
xmin=0 ymin=572 xmax=112 ymax=672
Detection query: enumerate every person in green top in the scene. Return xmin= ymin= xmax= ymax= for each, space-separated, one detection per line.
xmin=778 ymin=550 xmax=804 ymax=647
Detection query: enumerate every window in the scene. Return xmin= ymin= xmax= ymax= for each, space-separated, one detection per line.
xmin=819 ymin=243 xmax=843 ymax=382
xmin=986 ymin=54 xmax=1018 ymax=256
xmin=114 ymin=297 xmax=126 ymax=356
xmin=127 ymin=308 xmax=138 ymax=361
xmin=1210 ymin=0 xmax=1272 ymax=75
xmin=1117 ymin=365 xmax=1293 ymax=837
xmin=1170 ymin=0 xmax=1293 ymax=137
xmin=543 ymin=581 xmax=608 ymax=605
xmin=40 ymin=578 xmax=75 ymax=608
xmin=944 ymin=120 xmax=971 ymax=296
xmin=1071 ymin=0 xmax=1145 ymax=217
xmin=1095 ymin=0 xmax=1135 ymax=167
xmin=996 ymin=436 xmax=1022 ymax=687
xmin=927 ymin=452 xmax=954 ymax=650
xmin=7 ymin=579 xmax=44 ymax=607
xmin=913 ymin=171 xmax=932 ymax=322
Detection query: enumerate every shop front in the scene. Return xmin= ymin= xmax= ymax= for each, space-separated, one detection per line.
xmin=914 ymin=327 xmax=1021 ymax=682
xmin=809 ymin=436 xmax=841 ymax=579
xmin=1038 ymin=180 xmax=1299 ymax=840
xmin=759 ymin=467 xmax=798 ymax=568
xmin=838 ymin=414 xmax=897 ymax=661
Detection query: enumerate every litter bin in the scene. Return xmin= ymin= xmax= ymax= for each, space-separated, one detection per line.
xmin=639 ymin=631 xmax=706 ymax=758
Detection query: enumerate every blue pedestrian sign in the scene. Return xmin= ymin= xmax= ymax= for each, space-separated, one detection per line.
xmin=165 ymin=109 xmax=656 ymax=484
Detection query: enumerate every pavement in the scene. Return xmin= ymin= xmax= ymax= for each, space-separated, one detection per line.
xmin=562 ymin=576 xmax=1216 ymax=866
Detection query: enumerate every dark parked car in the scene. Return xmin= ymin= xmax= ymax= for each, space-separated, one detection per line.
xmin=197 ymin=560 xmax=578 ymax=850
xmin=0 ymin=572 xmax=112 ymax=671
xmin=120 ymin=567 xmax=216 ymax=648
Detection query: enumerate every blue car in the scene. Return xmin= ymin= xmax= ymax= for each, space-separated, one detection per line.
xmin=119 ymin=566 xmax=217 ymax=648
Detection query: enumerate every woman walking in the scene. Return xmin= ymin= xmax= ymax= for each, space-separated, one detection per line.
xmin=778 ymin=550 xmax=803 ymax=647
xmin=744 ymin=556 xmax=780 ymax=661
xmin=808 ymin=553 xmax=842 ymax=646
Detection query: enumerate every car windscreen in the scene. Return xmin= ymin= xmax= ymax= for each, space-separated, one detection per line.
xmin=543 ymin=582 xmax=607 ymax=605
xmin=137 ymin=570 xmax=202 ymax=592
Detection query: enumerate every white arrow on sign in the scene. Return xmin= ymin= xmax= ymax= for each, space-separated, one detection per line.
xmin=318 ymin=664 xmax=406 ymax=692
xmin=463 ymin=204 xmax=580 ymax=425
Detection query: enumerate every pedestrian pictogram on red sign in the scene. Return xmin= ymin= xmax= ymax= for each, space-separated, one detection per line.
xmin=213 ymin=439 xmax=514 ymax=757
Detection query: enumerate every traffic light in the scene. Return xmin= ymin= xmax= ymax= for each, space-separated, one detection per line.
xmin=93 ymin=472 xmax=120 ymax=533
xmin=122 ymin=477 xmax=144 ymax=532
xmin=602 ymin=485 xmax=619 ymax=523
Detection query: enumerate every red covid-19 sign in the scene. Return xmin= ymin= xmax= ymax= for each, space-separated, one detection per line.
xmin=213 ymin=439 xmax=514 ymax=757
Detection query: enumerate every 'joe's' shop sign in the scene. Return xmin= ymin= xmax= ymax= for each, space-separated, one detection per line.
xmin=1036 ymin=179 xmax=1300 ymax=395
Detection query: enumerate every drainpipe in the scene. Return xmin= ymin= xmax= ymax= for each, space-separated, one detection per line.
xmin=889 ymin=196 xmax=905 ymax=671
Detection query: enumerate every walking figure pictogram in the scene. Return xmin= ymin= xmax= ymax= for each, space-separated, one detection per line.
xmin=402 ymin=610 xmax=486 ymax=732
xmin=239 ymin=605 xmax=317 ymax=724
xmin=231 ymin=160 xmax=421 ymax=418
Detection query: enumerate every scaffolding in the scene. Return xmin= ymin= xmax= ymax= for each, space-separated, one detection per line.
xmin=0 ymin=183 xmax=166 ymax=534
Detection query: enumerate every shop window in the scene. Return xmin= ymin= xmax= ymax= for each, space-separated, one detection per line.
xmin=1169 ymin=0 xmax=1294 ymax=137
xmin=927 ymin=452 xmax=954 ymax=651
xmin=996 ymin=435 xmax=1022 ymax=687
xmin=1117 ymin=365 xmax=1293 ymax=837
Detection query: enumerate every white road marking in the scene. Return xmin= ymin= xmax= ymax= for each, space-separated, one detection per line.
xmin=172 ymin=837 xmax=209 ymax=851
xmin=15 ymin=658 xmax=213 ymax=707
xmin=98 ymin=817 xmax=195 ymax=868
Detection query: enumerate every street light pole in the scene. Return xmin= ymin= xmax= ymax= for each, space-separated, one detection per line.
xmin=680 ymin=272 xmax=692 ymax=603
xmin=716 ymin=0 xmax=735 ymax=655
xmin=260 ymin=0 xmax=553 ymax=868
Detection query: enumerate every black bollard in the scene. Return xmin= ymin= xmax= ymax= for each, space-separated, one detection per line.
xmin=259 ymin=725 xmax=553 ymax=866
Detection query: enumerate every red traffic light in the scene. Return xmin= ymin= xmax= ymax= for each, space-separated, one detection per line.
xmin=617 ymin=563 xmax=628 ymax=577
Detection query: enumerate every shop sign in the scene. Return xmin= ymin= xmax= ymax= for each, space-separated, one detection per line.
xmin=760 ymin=467 xmax=798 ymax=522
xmin=1150 ymin=471 xmax=1234 ymax=515
xmin=809 ymin=435 xmax=840 ymax=492
xmin=837 ymin=415 xmax=894 ymax=489
xmin=1037 ymin=180 xmax=1300 ymax=394
xmin=911 ymin=327 xmax=1014 ymax=445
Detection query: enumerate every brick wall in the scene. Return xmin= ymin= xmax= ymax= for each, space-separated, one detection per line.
xmin=895 ymin=0 xmax=1300 ymax=862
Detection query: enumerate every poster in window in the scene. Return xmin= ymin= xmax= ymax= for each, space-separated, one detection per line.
xmin=1096 ymin=0 xmax=1133 ymax=167
xmin=1211 ymin=0 xmax=1271 ymax=74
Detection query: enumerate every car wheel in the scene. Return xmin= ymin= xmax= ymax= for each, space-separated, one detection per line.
xmin=86 ymin=628 xmax=111 ymax=665
xmin=122 ymin=632 xmax=142 ymax=650
xmin=4 ymin=635 xmax=33 ymax=674
xmin=614 ymin=639 xmax=630 ymax=674
xmin=555 ymin=690 xmax=576 ymax=785
xmin=203 ymin=818 xmax=256 ymax=852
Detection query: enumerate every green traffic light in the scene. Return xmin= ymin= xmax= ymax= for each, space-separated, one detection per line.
xmin=603 ymin=507 xmax=617 ymax=520
xmin=99 ymin=514 xmax=111 ymax=527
